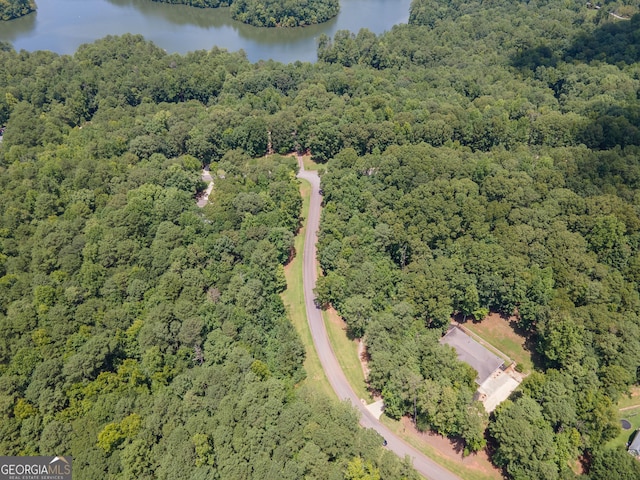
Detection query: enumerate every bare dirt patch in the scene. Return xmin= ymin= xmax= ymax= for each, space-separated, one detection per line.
xmin=399 ymin=417 xmax=502 ymax=479
xmin=571 ymin=457 xmax=586 ymax=476
xmin=326 ymin=306 xmax=344 ymax=328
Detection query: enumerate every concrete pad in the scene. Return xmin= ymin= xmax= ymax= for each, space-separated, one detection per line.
xmin=477 ymin=370 xmax=520 ymax=413
xmin=366 ymin=399 xmax=385 ymax=420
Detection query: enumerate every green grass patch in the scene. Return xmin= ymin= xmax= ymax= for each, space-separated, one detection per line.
xmin=607 ymin=406 xmax=640 ymax=450
xmin=485 ymin=335 xmax=532 ymax=373
xmin=379 ymin=416 xmax=501 ymax=480
xmin=464 ymin=317 xmax=534 ymax=374
xmin=302 ymin=155 xmax=325 ymax=172
xmin=281 ymin=179 xmax=334 ymax=400
xmin=322 ymin=309 xmax=372 ymax=402
xmin=616 ymin=387 xmax=640 ymax=410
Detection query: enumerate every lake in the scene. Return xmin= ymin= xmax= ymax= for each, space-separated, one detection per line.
xmin=0 ymin=0 xmax=411 ymax=63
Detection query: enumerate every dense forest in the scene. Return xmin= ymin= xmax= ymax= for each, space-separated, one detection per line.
xmin=151 ymin=0 xmax=339 ymax=27
xmin=313 ymin=1 xmax=640 ymax=478
xmin=231 ymin=0 xmax=339 ymax=28
xmin=0 ymin=37 xmax=416 ymax=480
xmin=0 ymin=0 xmax=35 ymax=21
xmin=1 ymin=0 xmax=640 ymax=478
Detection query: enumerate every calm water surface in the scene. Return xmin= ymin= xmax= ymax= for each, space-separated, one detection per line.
xmin=0 ymin=0 xmax=411 ymax=63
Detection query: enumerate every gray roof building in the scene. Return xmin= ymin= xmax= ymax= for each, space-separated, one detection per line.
xmin=629 ymin=430 xmax=640 ymax=456
xmin=440 ymin=326 xmax=505 ymax=385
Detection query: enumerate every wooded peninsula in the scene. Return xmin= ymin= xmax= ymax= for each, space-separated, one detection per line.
xmin=151 ymin=0 xmax=340 ymax=27
xmin=0 ymin=0 xmax=340 ymax=27
xmin=0 ymin=0 xmax=35 ymax=20
xmin=1 ymin=0 xmax=640 ymax=479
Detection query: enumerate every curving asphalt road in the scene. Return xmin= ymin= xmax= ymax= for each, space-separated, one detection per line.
xmin=296 ymin=158 xmax=461 ymax=480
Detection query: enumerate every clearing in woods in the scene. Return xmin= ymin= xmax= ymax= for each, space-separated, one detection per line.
xmin=463 ymin=312 xmax=535 ymax=374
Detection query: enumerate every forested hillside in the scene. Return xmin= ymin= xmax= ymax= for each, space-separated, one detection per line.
xmin=0 ymin=0 xmax=35 ymax=20
xmin=0 ymin=0 xmax=640 ymax=477
xmin=314 ymin=1 xmax=640 ymax=478
xmin=0 ymin=37 xmax=416 ymax=479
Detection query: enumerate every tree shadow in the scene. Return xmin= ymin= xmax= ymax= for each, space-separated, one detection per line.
xmin=495 ymin=314 xmax=547 ymax=372
xmin=449 ymin=435 xmax=468 ymax=456
xmin=284 ymin=246 xmax=296 ymax=266
xmin=511 ymin=45 xmax=559 ymax=71
xmin=515 ymin=15 xmax=640 ymax=152
xmin=483 ymin=423 xmax=507 ymax=477
xmin=564 ymin=14 xmax=640 ymax=65
xmin=624 ymin=427 xmax=638 ymax=446
xmin=511 ymin=14 xmax=640 ymax=71
xmin=451 ymin=312 xmax=477 ymax=324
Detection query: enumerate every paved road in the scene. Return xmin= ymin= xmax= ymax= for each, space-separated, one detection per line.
xmin=296 ymin=158 xmax=461 ymax=480
xmin=609 ymin=11 xmax=630 ymax=20
xmin=197 ymin=167 xmax=214 ymax=208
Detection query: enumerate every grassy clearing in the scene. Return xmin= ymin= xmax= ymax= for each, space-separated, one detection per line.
xmin=322 ymin=308 xmax=372 ymax=402
xmin=302 ymin=154 xmax=325 ymax=172
xmin=281 ymin=179 xmax=334 ymax=400
xmin=464 ymin=314 xmax=534 ymax=374
xmin=379 ymin=416 xmax=501 ymax=480
xmin=617 ymin=386 xmax=640 ymax=410
xmin=607 ymin=406 xmax=640 ymax=449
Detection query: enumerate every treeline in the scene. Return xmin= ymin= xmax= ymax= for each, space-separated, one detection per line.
xmin=312 ymin=1 xmax=640 ymax=479
xmin=0 ymin=0 xmax=35 ymax=21
xmin=0 ymin=0 xmax=639 ymax=476
xmin=0 ymin=36 xmax=416 ymax=480
xmin=150 ymin=0 xmax=232 ymax=9
xmin=311 ymin=19 xmax=640 ymax=157
xmin=150 ymin=0 xmax=339 ymax=27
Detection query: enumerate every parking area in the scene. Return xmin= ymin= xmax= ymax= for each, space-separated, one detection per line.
xmin=441 ymin=325 xmax=521 ymax=412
